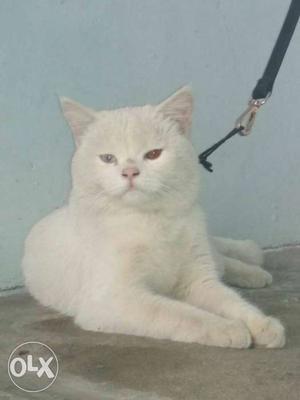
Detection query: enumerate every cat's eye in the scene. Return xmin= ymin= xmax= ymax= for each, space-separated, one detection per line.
xmin=99 ymin=154 xmax=117 ymax=164
xmin=144 ymin=149 xmax=163 ymax=160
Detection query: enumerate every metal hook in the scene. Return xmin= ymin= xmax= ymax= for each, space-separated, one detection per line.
xmin=235 ymin=96 xmax=270 ymax=136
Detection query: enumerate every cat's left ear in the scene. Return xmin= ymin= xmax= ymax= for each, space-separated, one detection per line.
xmin=60 ymin=97 xmax=96 ymax=146
xmin=157 ymin=86 xmax=193 ymax=136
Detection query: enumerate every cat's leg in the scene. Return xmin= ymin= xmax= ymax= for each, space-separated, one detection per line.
xmin=213 ymin=237 xmax=272 ymax=288
xmin=74 ymin=287 xmax=251 ymax=349
xmin=212 ymin=236 xmax=264 ymax=266
xmin=184 ymin=277 xmax=285 ymax=348
xmin=222 ymin=256 xmax=272 ymax=288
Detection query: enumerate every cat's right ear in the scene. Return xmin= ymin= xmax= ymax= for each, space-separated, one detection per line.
xmin=157 ymin=86 xmax=193 ymax=137
xmin=60 ymin=97 xmax=96 ymax=146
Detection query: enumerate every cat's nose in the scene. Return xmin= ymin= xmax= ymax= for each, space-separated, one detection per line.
xmin=122 ymin=166 xmax=140 ymax=180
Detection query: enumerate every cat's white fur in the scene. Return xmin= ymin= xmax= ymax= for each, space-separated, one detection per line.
xmin=22 ymin=87 xmax=285 ymax=348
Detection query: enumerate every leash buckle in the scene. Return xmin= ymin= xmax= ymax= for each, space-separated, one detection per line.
xmin=235 ymin=96 xmax=269 ymax=136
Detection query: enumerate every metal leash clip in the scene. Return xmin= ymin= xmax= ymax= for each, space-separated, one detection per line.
xmin=235 ymin=95 xmax=270 ymax=136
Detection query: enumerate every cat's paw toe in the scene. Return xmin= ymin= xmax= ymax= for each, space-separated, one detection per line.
xmin=262 ymin=270 xmax=273 ymax=286
xmin=248 ymin=267 xmax=273 ymax=288
xmin=249 ymin=316 xmax=285 ymax=348
xmin=220 ymin=320 xmax=252 ymax=349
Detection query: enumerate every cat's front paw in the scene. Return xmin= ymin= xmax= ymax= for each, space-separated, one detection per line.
xmin=249 ymin=316 xmax=285 ymax=348
xmin=258 ymin=268 xmax=273 ymax=287
xmin=243 ymin=266 xmax=273 ymax=288
xmin=208 ymin=319 xmax=252 ymax=349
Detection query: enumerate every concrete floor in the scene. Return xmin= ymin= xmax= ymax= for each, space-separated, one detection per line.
xmin=0 ymin=247 xmax=299 ymax=400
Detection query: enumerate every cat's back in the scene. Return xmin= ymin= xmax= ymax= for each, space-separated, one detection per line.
xmin=23 ymin=206 xmax=71 ymax=255
xmin=22 ymin=206 xmax=80 ymax=313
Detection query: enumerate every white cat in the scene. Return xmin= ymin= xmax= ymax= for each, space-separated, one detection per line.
xmin=22 ymin=87 xmax=285 ymax=348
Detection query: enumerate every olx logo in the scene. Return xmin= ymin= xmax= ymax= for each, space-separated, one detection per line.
xmin=8 ymin=342 xmax=59 ymax=392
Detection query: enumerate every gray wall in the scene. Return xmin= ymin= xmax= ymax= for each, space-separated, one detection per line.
xmin=1 ymin=0 xmax=299 ymax=290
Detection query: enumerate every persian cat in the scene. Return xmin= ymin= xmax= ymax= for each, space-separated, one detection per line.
xmin=22 ymin=87 xmax=285 ymax=348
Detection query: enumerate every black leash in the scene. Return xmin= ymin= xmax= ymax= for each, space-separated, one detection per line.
xmin=198 ymin=127 xmax=244 ymax=172
xmin=199 ymin=0 xmax=300 ymax=172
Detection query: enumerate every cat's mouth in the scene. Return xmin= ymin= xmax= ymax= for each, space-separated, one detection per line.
xmin=121 ymin=183 xmax=147 ymax=200
xmin=124 ymin=181 xmax=140 ymax=193
xmin=115 ymin=180 xmax=150 ymax=200
xmin=124 ymin=185 xmax=139 ymax=194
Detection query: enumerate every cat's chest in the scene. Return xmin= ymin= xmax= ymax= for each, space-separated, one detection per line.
xmin=90 ymin=212 xmax=191 ymax=293
xmin=99 ymin=212 xmax=187 ymax=246
xmin=143 ymin=241 xmax=186 ymax=294
xmin=114 ymin=213 xmax=189 ymax=293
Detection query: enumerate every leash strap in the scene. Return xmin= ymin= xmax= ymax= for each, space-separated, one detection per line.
xmin=198 ymin=127 xmax=244 ymax=172
xmin=199 ymin=0 xmax=300 ymax=172
xmin=252 ymin=0 xmax=300 ymax=100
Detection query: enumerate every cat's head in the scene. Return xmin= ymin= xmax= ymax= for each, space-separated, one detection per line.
xmin=61 ymin=87 xmax=201 ymax=212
